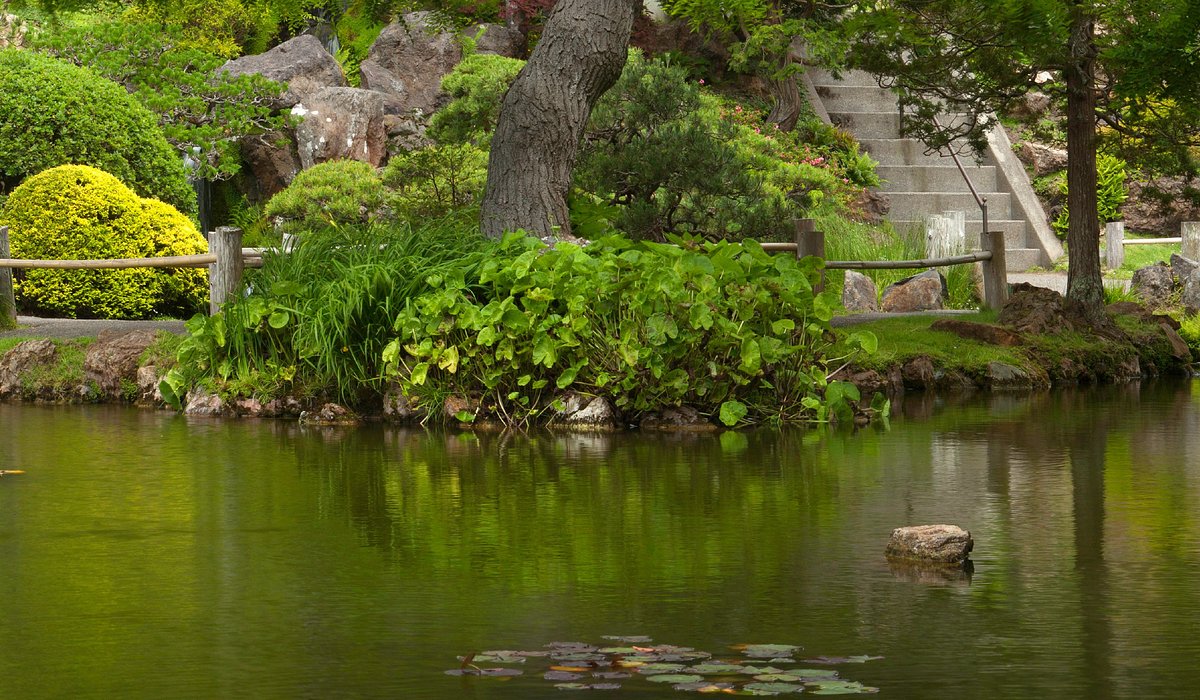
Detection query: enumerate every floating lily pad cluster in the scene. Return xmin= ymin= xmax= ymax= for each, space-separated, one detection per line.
xmin=446 ymin=637 xmax=881 ymax=695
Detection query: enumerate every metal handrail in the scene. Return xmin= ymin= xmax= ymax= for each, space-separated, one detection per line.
xmin=931 ymin=114 xmax=989 ymax=234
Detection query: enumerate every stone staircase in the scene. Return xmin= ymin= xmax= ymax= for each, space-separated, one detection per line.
xmin=806 ymin=68 xmax=1060 ymax=271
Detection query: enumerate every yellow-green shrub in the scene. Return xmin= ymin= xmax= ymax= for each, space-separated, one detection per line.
xmin=0 ymin=165 xmax=209 ymax=319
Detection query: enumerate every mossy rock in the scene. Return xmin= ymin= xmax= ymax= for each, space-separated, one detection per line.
xmin=0 ymin=165 xmax=208 ymax=319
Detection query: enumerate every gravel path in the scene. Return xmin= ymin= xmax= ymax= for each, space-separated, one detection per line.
xmin=0 ymin=316 xmax=186 ymax=340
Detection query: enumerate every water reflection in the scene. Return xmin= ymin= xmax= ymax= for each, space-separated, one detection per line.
xmin=1 ymin=382 xmax=1199 ymax=698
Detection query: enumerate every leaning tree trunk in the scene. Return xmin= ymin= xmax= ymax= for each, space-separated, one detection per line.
xmin=480 ymin=0 xmax=640 ymax=241
xmin=1063 ymin=10 xmax=1105 ymax=323
xmin=765 ymin=55 xmax=802 ymax=132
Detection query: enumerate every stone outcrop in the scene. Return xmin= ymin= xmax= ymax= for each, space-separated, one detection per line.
xmin=998 ymin=283 xmax=1077 ymax=334
xmin=185 ymin=388 xmax=226 ymax=416
xmin=0 ymin=339 xmax=56 ymax=398
xmin=220 ymin=34 xmax=347 ymax=109
xmin=1183 ymin=270 xmax=1200 ymax=315
xmin=1017 ymin=142 xmax=1068 ymax=177
xmin=641 ymin=405 xmax=717 ymax=431
xmin=240 ymin=133 xmax=302 ymax=200
xmin=465 ymin=23 xmax=525 ymax=58
xmin=82 ymin=329 xmax=160 ymax=400
xmin=0 ymin=12 xmax=28 ymax=49
xmin=293 ymin=87 xmax=388 ymax=169
xmin=299 ymin=402 xmax=359 ymax=425
xmin=1130 ymin=262 xmax=1176 ymax=309
xmin=550 ymin=392 xmax=618 ymax=430
xmin=1123 ymin=179 xmax=1200 ymax=235
xmin=885 ymin=524 xmax=973 ymax=565
xmin=881 ymin=269 xmax=946 ymax=312
xmin=842 ymin=270 xmax=879 ymax=312
xmin=363 ymin=13 xmax=462 ymax=116
xmin=383 ymin=385 xmax=422 ymax=422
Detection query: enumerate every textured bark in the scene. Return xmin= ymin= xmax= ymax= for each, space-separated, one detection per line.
xmin=1064 ymin=10 xmax=1105 ymax=322
xmin=766 ymin=56 xmax=802 ymax=132
xmin=480 ymin=0 xmax=639 ymax=241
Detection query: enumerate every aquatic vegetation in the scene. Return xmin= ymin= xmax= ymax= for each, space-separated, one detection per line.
xmin=445 ymin=638 xmax=881 ymax=695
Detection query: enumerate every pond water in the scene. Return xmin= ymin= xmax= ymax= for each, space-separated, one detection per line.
xmin=2 ymin=382 xmax=1199 ymax=698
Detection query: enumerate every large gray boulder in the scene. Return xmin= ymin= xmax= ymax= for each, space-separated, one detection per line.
xmin=0 ymin=339 xmax=56 ymax=398
xmin=886 ymin=524 xmax=973 ymax=565
xmin=881 ymin=269 xmax=946 ymax=312
xmin=550 ymin=392 xmax=618 ymax=431
xmin=1130 ymin=262 xmax=1176 ymax=309
xmin=464 ymin=23 xmax=525 ymax=58
xmin=1170 ymin=253 xmax=1199 ymax=285
xmin=363 ymin=12 xmax=462 ymax=116
xmin=240 ymin=133 xmax=302 ymax=200
xmin=220 ymin=34 xmax=347 ymax=109
xmin=293 ymin=88 xmax=388 ymax=169
xmin=842 ymin=270 xmax=879 ymax=312
xmin=83 ymin=329 xmax=159 ymax=400
xmin=1182 ymin=269 xmax=1200 ymax=315
xmin=1017 ymin=142 xmax=1068 ymax=177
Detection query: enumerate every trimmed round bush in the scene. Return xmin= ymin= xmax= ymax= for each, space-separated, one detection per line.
xmin=0 ymin=49 xmax=194 ymax=214
xmin=0 ymin=165 xmax=209 ymax=319
xmin=265 ymin=160 xmax=386 ymax=233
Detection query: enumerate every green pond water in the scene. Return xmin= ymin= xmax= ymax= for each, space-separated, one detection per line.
xmin=2 ymin=381 xmax=1200 ymax=699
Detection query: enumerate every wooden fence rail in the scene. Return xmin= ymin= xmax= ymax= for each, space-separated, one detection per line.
xmin=1105 ymin=221 xmax=1200 ymax=270
xmin=1 ymin=219 xmax=1010 ymax=329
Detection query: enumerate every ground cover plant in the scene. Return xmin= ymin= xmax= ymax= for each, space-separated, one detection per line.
xmin=384 ymin=233 xmax=881 ymax=426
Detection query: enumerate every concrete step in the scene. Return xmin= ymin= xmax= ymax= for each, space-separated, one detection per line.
xmin=884 ymin=191 xmax=1013 ymax=221
xmin=890 ymin=219 xmax=1029 ymax=248
xmin=808 ymin=68 xmax=879 ymax=88
xmin=813 ymin=84 xmax=900 ymax=112
xmin=859 ymin=138 xmax=993 ymax=168
xmin=1004 ymin=248 xmax=1045 ymax=272
xmin=876 ymin=165 xmax=998 ymax=192
xmin=828 ymin=111 xmax=902 ymax=139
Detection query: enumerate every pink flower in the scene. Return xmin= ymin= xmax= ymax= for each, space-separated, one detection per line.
xmin=699 ymin=79 xmax=706 ymax=85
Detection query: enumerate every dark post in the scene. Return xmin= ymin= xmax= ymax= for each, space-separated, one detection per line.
xmin=209 ymin=226 xmax=244 ymax=315
xmin=0 ymin=225 xmax=15 ymax=329
xmin=793 ymin=218 xmax=826 ymax=292
xmin=981 ymin=230 xmax=1009 ymax=311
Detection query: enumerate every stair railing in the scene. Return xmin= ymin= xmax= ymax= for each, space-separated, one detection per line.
xmin=931 ymin=114 xmax=989 ymax=236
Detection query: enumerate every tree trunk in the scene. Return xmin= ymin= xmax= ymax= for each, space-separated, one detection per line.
xmin=480 ymin=0 xmax=639 ymax=241
xmin=1064 ymin=9 xmax=1105 ymax=322
xmin=766 ymin=56 xmax=802 ymax=132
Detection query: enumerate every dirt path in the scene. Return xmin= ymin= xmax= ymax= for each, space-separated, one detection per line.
xmin=0 ymin=316 xmax=186 ymax=340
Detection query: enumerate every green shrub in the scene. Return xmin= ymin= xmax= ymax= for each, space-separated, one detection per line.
xmin=0 ymin=49 xmax=195 ymax=214
xmin=1178 ymin=314 xmax=1200 ymax=358
xmin=1052 ymin=153 xmax=1126 ymax=239
xmin=384 ymin=234 xmax=880 ymax=425
xmin=0 ymin=165 xmax=208 ymax=319
xmin=161 ymin=216 xmax=497 ymax=406
xmin=428 ymin=50 xmax=525 ymax=146
xmin=264 ymin=160 xmax=387 ymax=233
xmin=382 ymin=144 xmax=488 ymax=220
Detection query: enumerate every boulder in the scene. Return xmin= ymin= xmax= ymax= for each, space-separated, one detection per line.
xmin=551 ymin=393 xmax=618 ymax=430
xmin=185 ymin=389 xmax=226 ymax=416
xmin=841 ymin=270 xmax=879 ymax=312
xmin=1018 ymin=142 xmax=1068 ymax=177
xmin=986 ymin=361 xmax=1035 ymax=390
xmin=135 ymin=365 xmax=166 ymax=406
xmin=881 ymin=269 xmax=946 ymax=312
xmin=383 ymin=385 xmax=423 ymax=422
xmin=641 ymin=405 xmax=717 ymax=431
xmin=900 ymin=356 xmax=936 ymax=390
xmin=1171 ymin=253 xmax=1199 ymax=285
xmin=220 ymin=34 xmax=347 ymax=109
xmin=1161 ymin=324 xmax=1192 ymax=361
xmin=299 ymin=402 xmax=359 ymax=425
xmin=1123 ymin=178 xmax=1200 ymax=236
xmin=358 ymin=58 xmax=409 ymax=115
xmin=364 ymin=12 xmax=462 ymax=116
xmin=1009 ymin=91 xmax=1052 ymax=120
xmin=1130 ymin=262 xmax=1176 ymax=309
xmin=0 ymin=12 xmax=28 ymax=49
xmin=885 ymin=524 xmax=973 ymax=565
xmin=0 ymin=339 xmax=57 ymax=397
xmin=239 ymin=133 xmax=302 ymax=200
xmin=930 ymin=319 xmax=1022 ymax=346
xmin=443 ymin=394 xmax=481 ymax=421
xmin=293 ymin=87 xmax=388 ymax=169
xmin=999 ymin=283 xmax=1076 ymax=334
xmin=1182 ymin=269 xmax=1200 ymax=315
xmin=82 ymin=329 xmax=160 ymax=400
xmin=464 ymin=23 xmax=525 ymax=58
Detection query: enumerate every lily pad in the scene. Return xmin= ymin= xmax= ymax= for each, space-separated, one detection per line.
xmin=545 ymin=671 xmax=584 ymax=681
xmin=552 ymin=653 xmax=609 ymax=663
xmin=689 ymin=662 xmax=746 ymax=675
xmin=555 ymin=682 xmax=622 ymax=691
xmin=802 ymin=656 xmax=884 ymax=665
xmin=548 ymin=642 xmax=598 ymax=652
xmin=740 ymin=666 xmax=787 ymax=675
xmin=754 ymin=674 xmax=805 ymax=682
xmin=673 ymin=681 xmax=738 ymax=692
xmin=598 ymin=647 xmax=639 ymax=654
xmin=741 ymin=644 xmax=802 ymax=658
xmin=601 ymin=635 xmax=652 ymax=643
xmin=591 ymin=671 xmax=631 ymax=680
xmin=646 ymin=673 xmax=704 ymax=684
xmin=791 ymin=669 xmax=841 ymax=681
xmin=635 ymin=663 xmax=687 ymax=675
xmin=444 ymin=667 xmax=523 ymax=677
xmin=462 ymin=653 xmax=527 ymax=664
xmin=743 ymin=681 xmax=805 ymax=694
xmin=805 ymin=680 xmax=880 ymax=695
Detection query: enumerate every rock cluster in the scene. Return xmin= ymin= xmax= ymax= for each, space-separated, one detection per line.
xmin=1131 ymin=254 xmax=1200 ymax=313
xmin=885 ymin=524 xmax=973 ymax=565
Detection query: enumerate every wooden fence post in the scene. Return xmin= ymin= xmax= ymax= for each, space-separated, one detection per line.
xmin=0 ymin=225 xmax=14 ymax=329
xmin=794 ymin=218 xmax=826 ymax=292
xmin=1105 ymin=221 xmax=1125 ymax=270
xmin=209 ymin=226 xmax=244 ymax=315
xmin=981 ymin=230 xmax=1008 ymax=311
xmin=1183 ymin=222 xmax=1200 ymax=261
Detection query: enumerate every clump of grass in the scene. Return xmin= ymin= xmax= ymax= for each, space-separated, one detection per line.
xmin=836 ymin=312 xmax=1023 ymax=374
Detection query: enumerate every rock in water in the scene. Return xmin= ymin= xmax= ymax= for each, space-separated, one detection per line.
xmin=885 ymin=524 xmax=973 ymax=565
